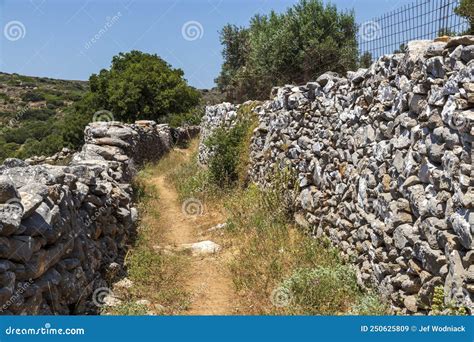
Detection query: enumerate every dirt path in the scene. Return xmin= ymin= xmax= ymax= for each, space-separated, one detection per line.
xmin=150 ymin=150 xmax=237 ymax=315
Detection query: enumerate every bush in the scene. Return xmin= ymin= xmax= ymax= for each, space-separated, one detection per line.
xmin=205 ymin=104 xmax=258 ymax=187
xmin=105 ymin=302 xmax=148 ymax=315
xmin=21 ymin=91 xmax=45 ymax=102
xmin=17 ymin=134 xmax=64 ymax=159
xmin=88 ymin=50 xmax=201 ymax=123
xmin=61 ymin=93 xmax=98 ymax=149
xmin=56 ymin=51 xmax=202 ymax=153
xmin=23 ymin=108 xmax=56 ymax=121
xmin=216 ymin=0 xmax=358 ymax=102
xmin=165 ymin=106 xmax=204 ymax=128
xmin=431 ymin=286 xmax=468 ymax=315
xmin=169 ymin=136 xmax=387 ymax=315
xmin=349 ymin=293 xmax=389 ymax=315
xmin=455 ymin=0 xmax=474 ymax=35
xmin=0 ymin=142 xmax=19 ymax=161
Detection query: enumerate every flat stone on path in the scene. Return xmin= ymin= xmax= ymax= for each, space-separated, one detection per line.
xmin=155 ymin=240 xmax=221 ymax=256
xmin=185 ymin=240 xmax=221 ymax=255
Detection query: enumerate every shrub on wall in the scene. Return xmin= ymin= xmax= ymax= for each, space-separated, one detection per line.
xmin=204 ymin=104 xmax=258 ymax=187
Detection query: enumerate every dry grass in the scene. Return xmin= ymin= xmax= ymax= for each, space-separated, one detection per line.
xmin=168 ymin=123 xmax=388 ymax=316
xmin=223 ymin=184 xmax=387 ymax=315
xmin=114 ymin=124 xmax=388 ymax=316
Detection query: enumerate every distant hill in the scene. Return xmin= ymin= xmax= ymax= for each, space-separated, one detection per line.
xmin=0 ymin=71 xmax=225 ymax=163
xmin=0 ymin=72 xmax=88 ymax=161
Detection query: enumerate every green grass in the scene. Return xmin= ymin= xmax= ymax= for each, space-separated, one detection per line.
xmin=223 ymin=183 xmax=387 ymax=315
xmin=105 ymin=302 xmax=148 ymax=315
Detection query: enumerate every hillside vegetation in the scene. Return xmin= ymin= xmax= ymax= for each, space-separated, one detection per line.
xmin=0 ymin=55 xmax=224 ymax=164
xmin=0 ymin=72 xmax=87 ymax=161
xmin=164 ymin=104 xmax=387 ymax=315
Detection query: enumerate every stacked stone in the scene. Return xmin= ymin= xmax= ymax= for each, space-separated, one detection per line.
xmin=198 ymin=102 xmax=238 ymax=165
xmin=200 ymin=36 xmax=473 ymax=314
xmin=0 ymin=121 xmax=198 ymax=314
xmin=25 ymin=148 xmax=74 ymax=166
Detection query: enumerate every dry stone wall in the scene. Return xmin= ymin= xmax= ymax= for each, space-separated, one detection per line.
xmin=199 ymin=36 xmax=474 ymax=314
xmin=0 ymin=121 xmax=198 ymax=314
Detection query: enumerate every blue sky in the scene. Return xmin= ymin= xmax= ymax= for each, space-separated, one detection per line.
xmin=0 ymin=0 xmax=411 ymax=88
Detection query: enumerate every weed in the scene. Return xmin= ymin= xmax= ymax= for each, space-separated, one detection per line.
xmin=106 ymin=301 xmax=148 ymax=315
xmin=431 ymin=286 xmax=467 ymax=315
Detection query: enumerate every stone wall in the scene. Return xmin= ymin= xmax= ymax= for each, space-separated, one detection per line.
xmin=198 ymin=102 xmax=237 ymax=165
xmin=199 ymin=36 xmax=474 ymax=314
xmin=0 ymin=121 xmax=198 ymax=314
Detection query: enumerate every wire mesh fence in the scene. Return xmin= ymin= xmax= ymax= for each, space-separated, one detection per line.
xmin=358 ymin=0 xmax=470 ymax=60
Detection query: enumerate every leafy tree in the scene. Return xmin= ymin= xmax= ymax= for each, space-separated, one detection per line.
xmin=454 ymin=0 xmax=474 ymax=34
xmin=216 ymin=0 xmax=358 ymax=102
xmin=0 ymin=142 xmax=18 ymax=161
xmin=60 ymin=51 xmax=201 ymax=150
xmin=215 ymin=25 xmax=249 ymax=96
xmin=89 ymin=51 xmax=200 ymax=122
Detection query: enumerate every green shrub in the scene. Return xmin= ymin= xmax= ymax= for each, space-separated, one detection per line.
xmin=88 ymin=50 xmax=201 ymax=123
xmin=349 ymin=293 xmax=388 ymax=315
xmin=359 ymin=52 xmax=373 ymax=68
xmin=216 ymin=0 xmax=358 ymax=102
xmin=165 ymin=106 xmax=204 ymax=128
xmin=280 ymin=265 xmax=359 ymax=314
xmin=166 ymin=135 xmax=387 ymax=315
xmin=23 ymin=108 xmax=56 ymax=121
xmin=21 ymin=91 xmax=45 ymax=102
xmin=205 ymin=104 xmax=258 ymax=187
xmin=105 ymin=302 xmax=148 ymax=315
xmin=46 ymin=98 xmax=64 ymax=109
xmin=205 ymin=124 xmax=247 ymax=186
xmin=15 ymin=134 xmax=64 ymax=159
